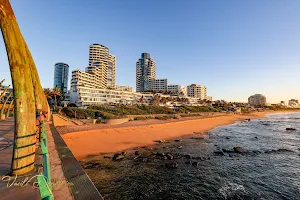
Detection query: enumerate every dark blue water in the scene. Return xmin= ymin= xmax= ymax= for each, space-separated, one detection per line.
xmin=87 ymin=112 xmax=300 ymax=200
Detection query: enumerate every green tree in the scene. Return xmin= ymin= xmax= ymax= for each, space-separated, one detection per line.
xmin=52 ymin=87 xmax=62 ymax=106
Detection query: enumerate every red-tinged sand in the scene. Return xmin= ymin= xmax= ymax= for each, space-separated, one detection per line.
xmin=62 ymin=111 xmax=282 ymax=160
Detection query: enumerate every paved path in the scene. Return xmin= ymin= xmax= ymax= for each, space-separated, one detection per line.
xmin=0 ymin=117 xmax=74 ymax=200
xmin=0 ymin=117 xmax=14 ymax=137
xmin=0 ymin=117 xmax=14 ymax=175
xmin=53 ymin=114 xmax=77 ymax=126
xmin=0 ymin=117 xmax=41 ymax=200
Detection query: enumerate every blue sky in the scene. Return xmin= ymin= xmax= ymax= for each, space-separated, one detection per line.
xmin=0 ymin=0 xmax=299 ymax=103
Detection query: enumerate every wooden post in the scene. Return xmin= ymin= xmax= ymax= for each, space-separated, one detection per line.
xmin=6 ymin=99 xmax=13 ymax=118
xmin=0 ymin=0 xmax=37 ymax=175
xmin=0 ymin=92 xmax=12 ymax=119
xmin=0 ymin=79 xmax=5 ymax=87
xmin=26 ymin=44 xmax=50 ymax=121
xmin=0 ymin=85 xmax=10 ymax=99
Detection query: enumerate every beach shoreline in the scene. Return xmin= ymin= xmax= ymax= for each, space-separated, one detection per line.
xmin=59 ymin=110 xmax=298 ymax=160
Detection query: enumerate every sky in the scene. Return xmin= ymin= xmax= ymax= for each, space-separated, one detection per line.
xmin=0 ymin=0 xmax=299 ymax=103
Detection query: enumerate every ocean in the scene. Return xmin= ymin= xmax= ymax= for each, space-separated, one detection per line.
xmin=84 ymin=112 xmax=300 ymax=200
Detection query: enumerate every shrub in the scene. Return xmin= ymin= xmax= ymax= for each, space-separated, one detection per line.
xmin=133 ymin=116 xmax=154 ymax=120
xmin=62 ymin=107 xmax=97 ymax=119
xmin=155 ymin=115 xmax=176 ymax=120
xmin=96 ymin=119 xmax=107 ymax=124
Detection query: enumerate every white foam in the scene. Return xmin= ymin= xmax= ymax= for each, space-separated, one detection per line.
xmin=218 ymin=181 xmax=245 ymax=199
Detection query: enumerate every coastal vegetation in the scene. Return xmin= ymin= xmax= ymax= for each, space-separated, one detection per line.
xmin=56 ymin=105 xmax=221 ymax=120
xmin=56 ymin=103 xmax=300 ymax=123
xmin=44 ymin=87 xmax=62 ymax=106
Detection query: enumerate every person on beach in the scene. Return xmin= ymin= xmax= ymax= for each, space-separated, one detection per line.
xmin=36 ymin=110 xmax=48 ymax=141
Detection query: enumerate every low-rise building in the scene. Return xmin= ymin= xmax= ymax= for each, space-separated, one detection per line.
xmin=71 ymin=61 xmax=107 ymax=91
xmin=70 ymin=86 xmax=143 ymax=107
xmin=248 ymin=94 xmax=266 ymax=106
xmin=288 ymin=99 xmax=299 ymax=108
xmin=150 ymin=79 xmax=168 ymax=91
xmin=114 ymin=85 xmax=133 ymax=92
xmin=167 ymin=84 xmax=180 ymax=93
xmin=167 ymin=84 xmax=188 ymax=96
xmin=205 ymin=96 xmax=213 ymax=101
xmin=187 ymin=84 xmax=207 ymax=100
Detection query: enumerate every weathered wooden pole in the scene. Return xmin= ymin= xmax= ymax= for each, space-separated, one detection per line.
xmin=0 ymin=0 xmax=37 ymax=175
xmin=0 ymin=92 xmax=12 ymax=119
xmin=26 ymin=41 xmax=50 ymax=121
xmin=6 ymin=99 xmax=13 ymax=118
xmin=0 ymin=85 xmax=10 ymax=99
xmin=0 ymin=79 xmax=5 ymax=87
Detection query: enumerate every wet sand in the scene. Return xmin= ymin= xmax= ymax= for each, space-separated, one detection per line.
xmin=61 ymin=112 xmax=278 ymax=160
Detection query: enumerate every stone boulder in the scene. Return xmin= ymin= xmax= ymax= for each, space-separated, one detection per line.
xmin=165 ymin=162 xmax=178 ymax=169
xmin=233 ymin=147 xmax=246 ymax=153
xmin=286 ymin=128 xmax=296 ymax=131
xmin=112 ymin=152 xmax=126 ymax=161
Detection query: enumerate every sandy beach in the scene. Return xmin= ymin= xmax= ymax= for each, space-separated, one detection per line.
xmin=60 ymin=111 xmax=285 ymax=160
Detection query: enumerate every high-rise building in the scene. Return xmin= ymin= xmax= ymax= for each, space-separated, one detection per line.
xmin=54 ymin=62 xmax=69 ymax=97
xmin=187 ymin=84 xmax=207 ymax=100
xmin=107 ymin=54 xmax=116 ymax=88
xmin=136 ymin=53 xmax=156 ymax=92
xmin=88 ymin=44 xmax=116 ymax=88
xmin=151 ymin=79 xmax=168 ymax=91
xmin=248 ymin=94 xmax=266 ymax=106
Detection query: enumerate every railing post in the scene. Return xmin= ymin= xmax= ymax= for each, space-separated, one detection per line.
xmin=38 ymin=120 xmax=53 ymax=200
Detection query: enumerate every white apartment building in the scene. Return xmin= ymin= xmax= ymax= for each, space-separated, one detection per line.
xmin=288 ymin=99 xmax=299 ymax=108
xmin=136 ymin=53 xmax=156 ymax=92
xmin=206 ymin=96 xmax=213 ymax=101
xmin=248 ymin=94 xmax=267 ymax=106
xmin=187 ymin=84 xmax=207 ymax=100
xmin=89 ymin=44 xmax=116 ymax=88
xmin=114 ymin=85 xmax=133 ymax=92
xmin=151 ymin=79 xmax=168 ymax=91
xmin=71 ymin=61 xmax=107 ymax=90
xmin=167 ymin=84 xmax=180 ymax=93
xmin=70 ymin=86 xmax=144 ymax=107
xmin=167 ymin=84 xmax=187 ymax=96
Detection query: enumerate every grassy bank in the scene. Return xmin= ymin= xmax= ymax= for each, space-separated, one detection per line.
xmin=56 ymin=105 xmax=221 ymax=121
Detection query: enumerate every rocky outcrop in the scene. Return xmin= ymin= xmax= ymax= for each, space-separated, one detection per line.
xmin=286 ymin=128 xmax=296 ymax=131
xmin=233 ymin=147 xmax=246 ymax=153
xmin=214 ymin=150 xmax=225 ymax=156
xmin=165 ymin=162 xmax=178 ymax=169
xmin=112 ymin=151 xmax=127 ymax=161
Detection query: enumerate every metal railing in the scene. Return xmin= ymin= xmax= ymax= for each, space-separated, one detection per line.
xmin=37 ymin=120 xmax=54 ymax=200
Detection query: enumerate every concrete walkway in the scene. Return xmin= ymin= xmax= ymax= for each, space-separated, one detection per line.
xmin=0 ymin=117 xmax=74 ymax=200
xmin=53 ymin=114 xmax=77 ymax=126
xmin=0 ymin=117 xmax=41 ymax=200
xmin=0 ymin=117 xmax=14 ymax=175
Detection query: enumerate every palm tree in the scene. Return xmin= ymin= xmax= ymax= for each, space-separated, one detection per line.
xmin=44 ymin=88 xmax=52 ymax=100
xmin=139 ymin=95 xmax=146 ymax=104
xmin=52 ymin=87 xmax=61 ymax=106
xmin=153 ymin=94 xmax=161 ymax=105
